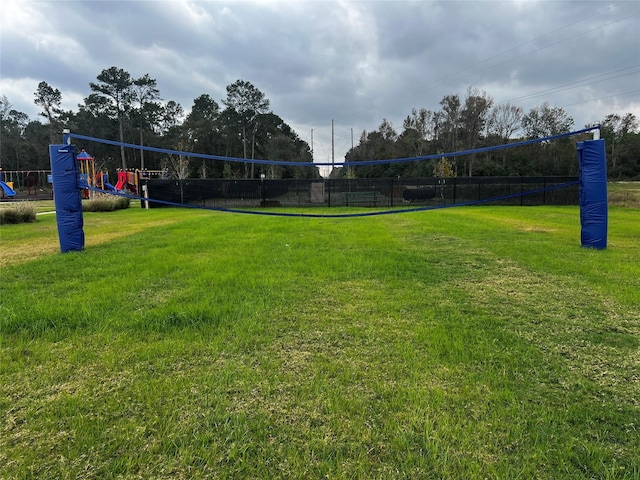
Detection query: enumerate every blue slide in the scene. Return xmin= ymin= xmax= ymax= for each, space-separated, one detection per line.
xmin=100 ymin=174 xmax=116 ymax=191
xmin=0 ymin=180 xmax=16 ymax=197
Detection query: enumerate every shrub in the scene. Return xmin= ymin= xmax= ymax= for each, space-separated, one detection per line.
xmin=83 ymin=195 xmax=130 ymax=212
xmin=0 ymin=203 xmax=37 ymax=224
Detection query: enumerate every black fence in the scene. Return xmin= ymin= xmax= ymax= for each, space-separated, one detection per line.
xmin=142 ymin=176 xmax=579 ymax=209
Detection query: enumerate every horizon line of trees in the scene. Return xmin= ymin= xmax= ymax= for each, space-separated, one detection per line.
xmin=1 ymin=70 xmax=639 ymax=179
xmin=1 ymin=67 xmax=319 ymax=180
xmin=336 ymin=86 xmax=639 ymax=179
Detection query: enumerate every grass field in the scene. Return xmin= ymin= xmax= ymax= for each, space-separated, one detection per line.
xmin=1 ymin=203 xmax=639 ymax=479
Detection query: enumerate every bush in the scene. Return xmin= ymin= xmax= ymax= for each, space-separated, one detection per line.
xmin=0 ymin=203 xmax=37 ymax=224
xmin=82 ymin=195 xmax=130 ymax=212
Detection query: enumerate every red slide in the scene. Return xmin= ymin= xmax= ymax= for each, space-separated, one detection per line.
xmin=115 ymin=171 xmax=127 ymax=190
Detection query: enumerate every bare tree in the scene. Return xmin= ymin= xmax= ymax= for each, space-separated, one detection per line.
xmin=439 ymin=94 xmax=461 ymax=153
xmin=488 ymin=103 xmax=523 ymax=166
xmin=460 ymin=86 xmax=493 ymax=175
xmin=402 ymin=108 xmax=434 ymax=156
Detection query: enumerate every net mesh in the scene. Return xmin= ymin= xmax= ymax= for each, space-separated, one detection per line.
xmin=69 ymin=126 xmax=597 ymax=217
xmin=141 ymin=176 xmax=578 ymax=210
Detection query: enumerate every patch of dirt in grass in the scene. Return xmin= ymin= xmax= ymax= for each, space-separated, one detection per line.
xmin=1 ymin=218 xmax=179 ymax=266
xmin=478 ymin=217 xmax=558 ymax=235
xmin=519 ymin=226 xmax=557 ymax=233
xmin=1 ymin=241 xmax=60 ymax=265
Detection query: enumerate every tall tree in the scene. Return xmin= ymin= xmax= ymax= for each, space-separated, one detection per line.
xmin=460 ymin=87 xmax=493 ymax=175
xmin=487 ymin=102 xmax=523 ymax=168
xmin=183 ymin=94 xmax=222 ymax=176
xmin=522 ymin=102 xmax=574 ymax=174
xmin=488 ymin=103 xmax=523 ymax=143
xmin=521 ymin=101 xmax=573 ymax=138
xmin=222 ymin=80 xmax=270 ymax=178
xmin=257 ymin=112 xmax=317 ymax=179
xmin=402 ymin=108 xmax=433 ymax=157
xmin=158 ymin=100 xmax=185 ymax=164
xmin=89 ymin=67 xmax=134 ymax=170
xmin=350 ymin=119 xmax=399 ymax=178
xmin=22 ymin=120 xmax=50 ymax=170
xmin=132 ymin=74 xmax=161 ymax=170
xmin=75 ymin=95 xmax=121 ymax=169
xmin=0 ymin=96 xmax=30 ymax=170
xmin=599 ymin=113 xmax=640 ymax=177
xmin=439 ymin=94 xmax=461 ymax=153
xmin=34 ymin=81 xmax=63 ymax=143
xmin=161 ymin=100 xmax=184 ymax=132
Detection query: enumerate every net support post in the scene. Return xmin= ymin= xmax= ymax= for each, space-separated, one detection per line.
xmin=576 ymin=139 xmax=607 ymax=250
xmin=49 ymin=143 xmax=85 ymax=253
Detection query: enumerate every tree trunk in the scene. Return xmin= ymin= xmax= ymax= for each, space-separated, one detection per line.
xmin=139 ymin=126 xmax=145 ymax=171
xmin=242 ymin=123 xmax=248 ymax=179
xmin=251 ymin=127 xmax=256 ymax=179
xmin=118 ymin=113 xmax=127 ymax=170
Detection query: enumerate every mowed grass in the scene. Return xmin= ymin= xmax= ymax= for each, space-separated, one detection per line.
xmin=1 ymin=205 xmax=639 ymax=479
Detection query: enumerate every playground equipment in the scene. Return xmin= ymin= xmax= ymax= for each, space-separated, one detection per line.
xmin=96 ymin=173 xmax=117 ymax=191
xmin=115 ymin=170 xmax=138 ymax=193
xmin=76 ymin=149 xmax=136 ymax=195
xmin=76 ymin=149 xmax=95 ymax=198
xmin=0 ymin=169 xmax=17 ymax=198
xmin=0 ymin=170 xmax=52 ymax=199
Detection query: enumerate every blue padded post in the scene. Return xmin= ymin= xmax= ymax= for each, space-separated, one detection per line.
xmin=577 ymin=139 xmax=607 ymax=249
xmin=49 ymin=144 xmax=85 ymax=252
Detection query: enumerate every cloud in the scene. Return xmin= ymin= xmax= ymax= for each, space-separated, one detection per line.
xmin=1 ymin=0 xmax=638 ymax=163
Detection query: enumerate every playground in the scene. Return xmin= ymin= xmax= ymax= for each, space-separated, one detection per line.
xmin=0 ymin=150 xmax=151 ymax=204
xmin=0 ymin=168 xmax=50 ymax=200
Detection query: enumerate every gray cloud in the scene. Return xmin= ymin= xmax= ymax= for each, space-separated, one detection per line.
xmin=2 ymin=0 xmax=638 ymax=163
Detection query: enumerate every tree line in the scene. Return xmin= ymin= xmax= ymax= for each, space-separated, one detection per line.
xmin=1 ymin=70 xmax=638 ymax=179
xmin=338 ymin=86 xmax=639 ymax=179
xmin=1 ymin=67 xmax=319 ymax=180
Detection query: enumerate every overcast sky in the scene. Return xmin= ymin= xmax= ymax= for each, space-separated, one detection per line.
xmin=1 ymin=0 xmax=639 ymax=165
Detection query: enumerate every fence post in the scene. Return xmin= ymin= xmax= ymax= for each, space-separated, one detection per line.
xmin=453 ymin=177 xmax=457 ymax=204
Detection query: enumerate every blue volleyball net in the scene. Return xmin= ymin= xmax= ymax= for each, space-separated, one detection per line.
xmin=49 ymin=126 xmax=607 ymax=251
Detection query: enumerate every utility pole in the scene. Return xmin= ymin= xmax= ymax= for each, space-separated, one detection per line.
xmin=331 ymin=119 xmax=335 ymax=169
xmin=311 ymin=128 xmax=314 ymax=162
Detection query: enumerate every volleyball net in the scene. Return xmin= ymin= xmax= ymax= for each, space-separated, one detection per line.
xmin=49 ymin=126 xmax=607 ymax=252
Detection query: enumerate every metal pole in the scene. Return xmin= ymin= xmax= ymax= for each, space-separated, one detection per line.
xmin=331 ymin=119 xmax=335 ymax=171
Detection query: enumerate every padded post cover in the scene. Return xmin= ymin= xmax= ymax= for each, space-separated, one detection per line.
xmin=577 ymin=139 xmax=607 ymax=249
xmin=49 ymin=144 xmax=85 ymax=252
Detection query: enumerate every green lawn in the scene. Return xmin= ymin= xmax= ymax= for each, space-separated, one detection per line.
xmin=1 ymin=205 xmax=638 ymax=479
